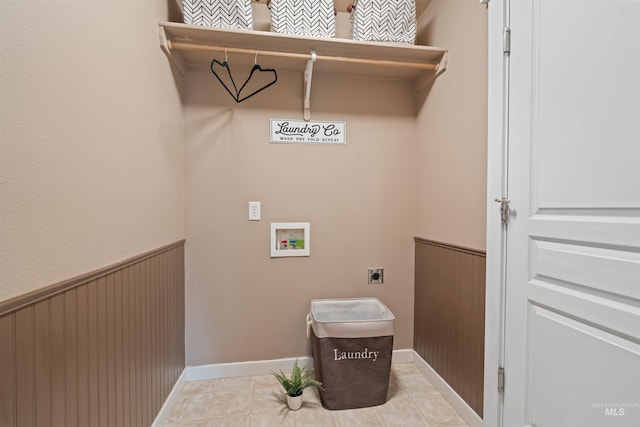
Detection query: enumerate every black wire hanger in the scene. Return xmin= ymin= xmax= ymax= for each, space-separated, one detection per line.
xmin=210 ymin=49 xmax=278 ymax=103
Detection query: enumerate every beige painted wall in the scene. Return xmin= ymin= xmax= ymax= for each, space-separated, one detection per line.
xmin=1 ymin=0 xmax=487 ymax=367
xmin=184 ymin=69 xmax=417 ymax=364
xmin=183 ymin=0 xmax=487 ymax=365
xmin=0 ymin=1 xmax=185 ymax=300
xmin=416 ymin=0 xmax=488 ymax=251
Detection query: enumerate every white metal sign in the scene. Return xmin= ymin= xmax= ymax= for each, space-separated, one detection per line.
xmin=270 ymin=119 xmax=346 ymax=144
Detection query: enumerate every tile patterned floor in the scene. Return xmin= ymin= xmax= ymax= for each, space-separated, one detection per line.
xmin=165 ymin=363 xmax=469 ymax=427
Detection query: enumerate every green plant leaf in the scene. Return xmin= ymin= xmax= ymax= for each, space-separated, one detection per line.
xmin=271 ymin=359 xmax=323 ymax=397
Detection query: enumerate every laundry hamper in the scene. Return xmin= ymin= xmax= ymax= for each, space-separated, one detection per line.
xmin=268 ymin=0 xmax=336 ymax=38
xmin=183 ymin=0 xmax=253 ymax=30
xmin=349 ymin=0 xmax=416 ymax=44
xmin=307 ymin=298 xmax=394 ymax=410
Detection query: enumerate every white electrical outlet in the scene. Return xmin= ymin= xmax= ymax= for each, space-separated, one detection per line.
xmin=248 ymin=201 xmax=261 ymax=221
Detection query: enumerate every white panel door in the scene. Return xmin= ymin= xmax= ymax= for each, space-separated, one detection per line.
xmin=504 ymin=1 xmax=640 ymax=426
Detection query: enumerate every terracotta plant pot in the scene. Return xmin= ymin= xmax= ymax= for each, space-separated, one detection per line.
xmin=286 ymin=394 xmax=303 ymax=411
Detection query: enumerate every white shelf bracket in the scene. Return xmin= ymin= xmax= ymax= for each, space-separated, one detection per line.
xmin=303 ymin=50 xmax=316 ymax=121
xmin=158 ymin=26 xmax=186 ymax=77
xmin=434 ymin=50 xmax=449 ymax=78
xmin=415 ymin=50 xmax=449 ymax=89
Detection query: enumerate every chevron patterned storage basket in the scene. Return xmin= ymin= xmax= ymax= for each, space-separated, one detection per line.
xmin=183 ymin=0 xmax=253 ymax=30
xmin=268 ymin=0 xmax=336 ymax=38
xmin=350 ymin=0 xmax=416 ymax=44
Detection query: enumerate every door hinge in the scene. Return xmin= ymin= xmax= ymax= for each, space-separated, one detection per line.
xmin=503 ymin=27 xmax=511 ymax=54
xmin=494 ymin=198 xmax=511 ymax=226
xmin=498 ymin=367 xmax=505 ymax=392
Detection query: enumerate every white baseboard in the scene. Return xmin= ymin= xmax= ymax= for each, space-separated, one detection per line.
xmin=186 ymin=355 xmax=315 ymax=381
xmin=391 ymin=348 xmax=415 ymax=364
xmin=154 ymin=350 xmax=483 ymax=427
xmin=151 ymin=368 xmax=186 ymax=427
xmin=186 ymin=348 xmax=415 ymax=381
xmin=412 ymin=352 xmax=483 ymax=427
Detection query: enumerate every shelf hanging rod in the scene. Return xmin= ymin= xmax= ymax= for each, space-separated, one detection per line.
xmin=168 ymin=40 xmax=439 ymax=71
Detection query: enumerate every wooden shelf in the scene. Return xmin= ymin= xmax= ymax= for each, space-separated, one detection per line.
xmin=159 ymin=21 xmax=448 ymax=81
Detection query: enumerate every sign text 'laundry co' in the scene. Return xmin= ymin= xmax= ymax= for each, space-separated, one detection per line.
xmin=270 ymin=119 xmax=346 ymax=144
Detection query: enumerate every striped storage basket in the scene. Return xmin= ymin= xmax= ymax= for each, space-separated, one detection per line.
xmin=183 ymin=0 xmax=253 ymax=30
xmin=268 ymin=0 xmax=336 ymax=38
xmin=350 ymin=0 xmax=416 ymax=44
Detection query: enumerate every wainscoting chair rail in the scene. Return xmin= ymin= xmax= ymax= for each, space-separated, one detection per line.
xmin=0 ymin=239 xmax=185 ymax=317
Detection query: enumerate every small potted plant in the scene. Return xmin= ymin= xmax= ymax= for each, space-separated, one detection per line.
xmin=272 ymin=359 xmax=323 ymax=410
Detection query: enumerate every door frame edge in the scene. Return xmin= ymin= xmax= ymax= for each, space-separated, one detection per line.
xmin=484 ymin=0 xmax=508 ymax=425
